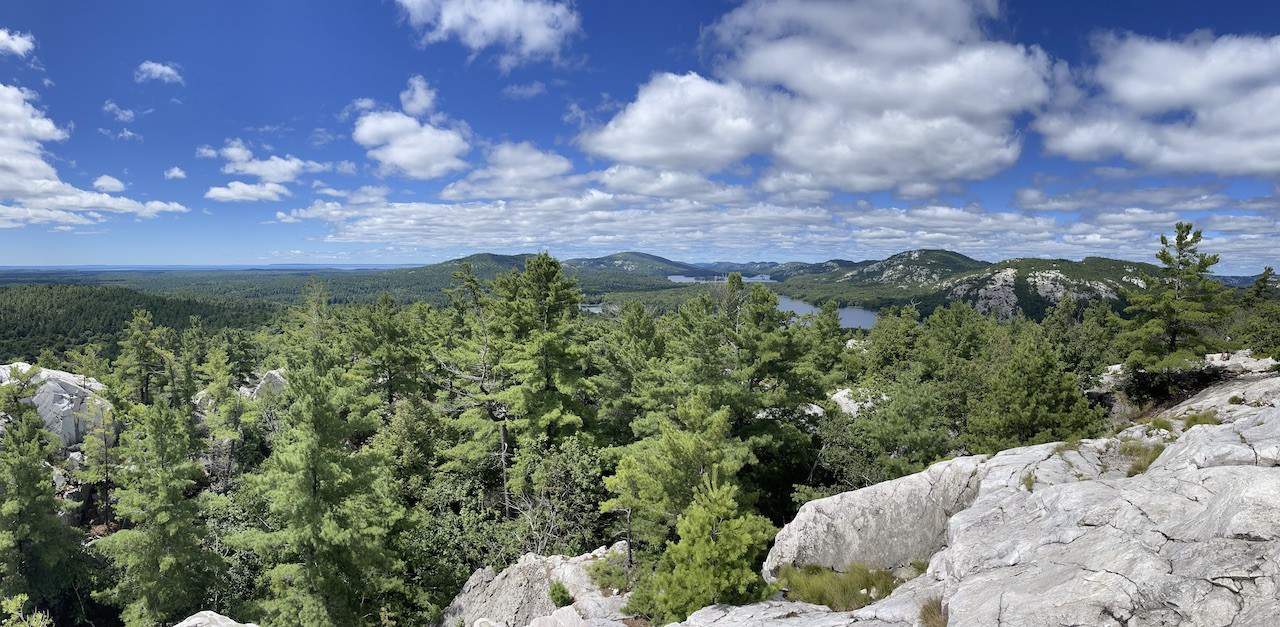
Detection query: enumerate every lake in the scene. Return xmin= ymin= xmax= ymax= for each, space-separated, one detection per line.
xmin=776 ymin=295 xmax=878 ymax=329
xmin=667 ymin=274 xmax=775 ymax=283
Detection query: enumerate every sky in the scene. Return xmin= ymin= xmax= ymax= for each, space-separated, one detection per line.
xmin=0 ymin=0 xmax=1278 ymax=273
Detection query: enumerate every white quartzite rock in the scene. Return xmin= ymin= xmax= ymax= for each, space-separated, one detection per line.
xmin=173 ymin=611 xmax=259 ymax=627
xmin=741 ymin=371 xmax=1280 ymax=627
xmin=0 ymin=362 xmax=110 ymax=447
xmin=442 ymin=542 xmax=630 ymax=627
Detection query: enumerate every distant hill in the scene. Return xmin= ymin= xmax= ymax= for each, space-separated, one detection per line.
xmin=0 ymin=284 xmax=275 ymax=361
xmin=0 ymin=249 xmax=1252 ymax=321
xmin=565 ymin=251 xmax=717 ymax=278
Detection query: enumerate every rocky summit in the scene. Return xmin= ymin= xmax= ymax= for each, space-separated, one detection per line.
xmin=692 ymin=359 xmax=1280 ymax=626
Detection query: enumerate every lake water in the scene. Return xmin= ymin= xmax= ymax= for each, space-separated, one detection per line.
xmin=667 ymin=274 xmax=775 ymax=283
xmin=776 ymin=295 xmax=878 ymax=329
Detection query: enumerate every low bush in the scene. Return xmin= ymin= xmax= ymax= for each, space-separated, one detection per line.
xmin=1228 ymin=395 xmax=1245 ymax=405
xmin=549 ymin=580 xmax=574 ymax=608
xmin=1147 ymin=417 xmax=1173 ymax=432
xmin=777 ymin=564 xmax=901 ymax=611
xmin=586 ymin=553 xmax=631 ymax=594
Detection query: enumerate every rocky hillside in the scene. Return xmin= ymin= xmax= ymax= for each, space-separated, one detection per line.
xmin=689 ymin=352 xmax=1280 ymax=626
xmin=340 ymin=353 xmax=1277 ymax=627
xmin=773 ymin=251 xmax=1160 ymax=319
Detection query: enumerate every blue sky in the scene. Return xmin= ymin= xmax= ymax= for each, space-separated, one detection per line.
xmin=0 ymin=0 xmax=1278 ymax=272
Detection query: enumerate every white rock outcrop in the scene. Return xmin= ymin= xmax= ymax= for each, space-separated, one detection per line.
xmin=174 ymin=611 xmax=259 ymax=627
xmin=442 ymin=542 xmax=630 ymax=627
xmin=741 ymin=369 xmax=1280 ymax=626
xmin=0 ymin=362 xmax=110 ymax=447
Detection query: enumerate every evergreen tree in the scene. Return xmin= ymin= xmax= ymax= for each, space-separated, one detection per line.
xmin=94 ymin=404 xmax=216 ymax=626
xmin=75 ymin=406 xmax=118 ymax=524
xmin=115 ymin=310 xmax=170 ymax=406
xmin=233 ymin=287 xmax=404 ymax=626
xmin=590 ymin=301 xmax=663 ymax=445
xmin=602 ymin=394 xmax=753 ymax=548
xmin=625 ymin=478 xmax=774 ymax=624
xmin=1121 ymin=222 xmax=1233 ymax=370
xmin=0 ymin=366 xmax=82 ymax=618
xmin=1246 ymin=266 xmax=1276 ymax=303
xmin=353 ymin=293 xmax=419 ymax=415
xmin=64 ymin=342 xmax=109 ymax=388
xmin=492 ymin=253 xmax=590 ymax=440
xmin=965 ymin=325 xmax=1104 ymax=453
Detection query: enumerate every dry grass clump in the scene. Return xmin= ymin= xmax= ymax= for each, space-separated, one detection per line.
xmin=919 ymin=596 xmax=947 ymax=627
xmin=1119 ymin=440 xmax=1166 ymax=476
xmin=777 ymin=564 xmax=901 ymax=611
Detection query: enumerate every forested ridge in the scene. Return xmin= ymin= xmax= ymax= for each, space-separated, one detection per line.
xmin=0 ymin=223 xmax=1277 ymax=626
xmin=0 ymin=284 xmax=275 ymax=362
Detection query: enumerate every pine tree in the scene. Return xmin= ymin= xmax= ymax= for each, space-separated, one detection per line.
xmin=590 ymin=301 xmax=664 ymax=445
xmin=1246 ymin=266 xmax=1276 ymax=303
xmin=965 ymin=324 xmax=1104 ymax=453
xmin=94 ymin=404 xmax=216 ymax=626
xmin=199 ymin=345 xmax=249 ymax=489
xmin=233 ymin=287 xmax=404 ymax=626
xmin=64 ymin=342 xmax=109 ymax=388
xmin=1121 ymin=222 xmax=1233 ymax=370
xmin=353 ymin=293 xmax=419 ymax=415
xmin=75 ymin=406 xmax=118 ymax=524
xmin=625 ymin=478 xmax=774 ymax=624
xmin=492 ymin=253 xmax=590 ymax=440
xmin=602 ymin=394 xmax=754 ymax=548
xmin=0 ymin=366 xmax=82 ymax=617
xmin=115 ymin=310 xmax=170 ymax=406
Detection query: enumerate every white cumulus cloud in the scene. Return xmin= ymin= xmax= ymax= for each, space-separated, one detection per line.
xmin=164 ymin=166 xmax=187 ymax=180
xmin=134 ymin=60 xmax=184 ymax=84
xmin=204 ymin=181 xmax=291 ymax=202
xmin=352 ymin=110 xmax=470 ymax=179
xmin=0 ymin=29 xmax=35 ymax=57
xmin=393 ymin=0 xmax=580 ymax=69
xmin=92 ymin=175 xmax=125 ymax=192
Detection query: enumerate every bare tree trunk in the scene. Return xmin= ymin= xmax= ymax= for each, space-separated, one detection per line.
xmin=499 ymin=421 xmax=512 ymax=517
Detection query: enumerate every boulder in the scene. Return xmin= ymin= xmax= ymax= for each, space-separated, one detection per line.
xmin=762 ymin=455 xmax=985 ymax=581
xmin=442 ymin=542 xmax=630 ymax=627
xmin=239 ymin=369 xmax=287 ymax=400
xmin=747 ymin=369 xmax=1280 ymax=627
xmin=0 ymin=362 xmax=110 ymax=447
xmin=173 ymin=611 xmax=259 ymax=627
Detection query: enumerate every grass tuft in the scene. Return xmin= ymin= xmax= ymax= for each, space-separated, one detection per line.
xmin=919 ymin=596 xmax=947 ymax=627
xmin=1119 ymin=440 xmax=1166 ymax=476
xmin=777 ymin=564 xmax=901 ymax=611
xmin=1182 ymin=410 xmax=1221 ymax=429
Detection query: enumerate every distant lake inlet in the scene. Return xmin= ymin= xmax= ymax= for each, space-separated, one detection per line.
xmin=776 ymin=295 xmax=878 ymax=329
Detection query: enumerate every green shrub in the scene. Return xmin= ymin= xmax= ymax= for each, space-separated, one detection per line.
xmin=919 ymin=596 xmax=946 ymax=627
xmin=1147 ymin=417 xmax=1173 ymax=432
xmin=777 ymin=564 xmax=901 ymax=611
xmin=1182 ymin=411 xmax=1221 ymax=428
xmin=1119 ymin=441 xmax=1166 ymax=476
xmin=549 ymin=580 xmax=574 ymax=608
xmin=1228 ymin=395 xmax=1245 ymax=405
xmin=587 ymin=553 xmax=630 ymax=593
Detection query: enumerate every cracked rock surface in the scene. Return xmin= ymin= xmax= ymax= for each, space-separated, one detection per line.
xmin=728 ymin=368 xmax=1280 ymax=626
xmin=442 ymin=542 xmax=630 ymax=627
xmin=0 ymin=362 xmax=110 ymax=447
